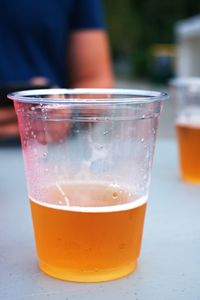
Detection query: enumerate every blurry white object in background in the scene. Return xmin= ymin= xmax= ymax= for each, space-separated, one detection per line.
xmin=175 ymin=15 xmax=200 ymax=77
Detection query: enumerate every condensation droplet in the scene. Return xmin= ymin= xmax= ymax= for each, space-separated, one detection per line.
xmin=103 ymin=127 xmax=112 ymax=135
xmin=141 ymin=138 xmax=144 ymax=143
xmin=43 ymin=152 xmax=47 ymax=158
xmin=95 ymin=143 xmax=103 ymax=150
xmin=74 ymin=129 xmax=80 ymax=133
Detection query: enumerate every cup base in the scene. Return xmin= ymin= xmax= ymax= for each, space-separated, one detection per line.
xmin=39 ymin=259 xmax=138 ymax=282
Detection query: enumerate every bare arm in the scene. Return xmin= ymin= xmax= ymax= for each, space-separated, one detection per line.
xmin=0 ymin=107 xmax=19 ymax=138
xmin=67 ymin=30 xmax=115 ymax=88
xmin=0 ymin=31 xmax=114 ymax=139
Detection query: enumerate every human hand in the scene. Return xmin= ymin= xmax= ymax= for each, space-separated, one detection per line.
xmin=0 ymin=76 xmax=51 ymax=140
xmin=0 ymin=106 xmax=19 ymax=138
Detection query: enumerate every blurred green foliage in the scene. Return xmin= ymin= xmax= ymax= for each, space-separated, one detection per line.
xmin=103 ymin=0 xmax=200 ymax=78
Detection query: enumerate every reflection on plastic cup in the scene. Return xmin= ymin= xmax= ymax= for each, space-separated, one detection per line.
xmin=8 ymin=88 xmax=167 ymax=282
xmin=170 ymin=78 xmax=200 ymax=184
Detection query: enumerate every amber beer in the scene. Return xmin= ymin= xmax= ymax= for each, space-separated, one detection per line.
xmin=176 ymin=111 xmax=200 ymax=183
xmin=30 ymin=181 xmax=147 ymax=282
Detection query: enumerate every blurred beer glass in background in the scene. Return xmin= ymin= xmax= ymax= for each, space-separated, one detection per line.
xmin=8 ymin=88 xmax=167 ymax=282
xmin=170 ymin=78 xmax=200 ymax=184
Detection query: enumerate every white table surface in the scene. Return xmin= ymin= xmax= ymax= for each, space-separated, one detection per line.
xmin=0 ymin=139 xmax=200 ymax=300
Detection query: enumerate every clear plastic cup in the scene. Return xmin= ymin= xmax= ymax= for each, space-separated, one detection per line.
xmin=170 ymin=78 xmax=200 ymax=184
xmin=8 ymin=88 xmax=167 ymax=282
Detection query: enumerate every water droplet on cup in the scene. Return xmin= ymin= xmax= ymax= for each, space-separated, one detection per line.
xmin=43 ymin=152 xmax=47 ymax=158
xmin=103 ymin=127 xmax=112 ymax=135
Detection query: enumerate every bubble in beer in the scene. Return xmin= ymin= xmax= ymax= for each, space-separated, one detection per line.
xmin=112 ymin=192 xmax=118 ymax=200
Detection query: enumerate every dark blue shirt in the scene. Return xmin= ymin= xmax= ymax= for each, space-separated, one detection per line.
xmin=0 ymin=0 xmax=104 ymax=87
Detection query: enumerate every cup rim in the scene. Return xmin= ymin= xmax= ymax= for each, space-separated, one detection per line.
xmin=7 ymin=88 xmax=168 ymax=105
xmin=169 ymin=77 xmax=200 ymax=87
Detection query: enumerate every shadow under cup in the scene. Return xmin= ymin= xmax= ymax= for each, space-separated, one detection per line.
xmin=8 ymin=88 xmax=167 ymax=282
xmin=170 ymin=78 xmax=200 ymax=184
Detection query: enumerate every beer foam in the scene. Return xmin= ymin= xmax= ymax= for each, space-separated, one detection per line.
xmin=29 ymin=181 xmax=147 ymax=213
xmin=176 ymin=107 xmax=200 ymax=128
xmin=30 ymin=196 xmax=147 ymax=213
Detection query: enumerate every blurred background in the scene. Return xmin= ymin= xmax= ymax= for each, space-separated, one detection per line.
xmin=0 ymin=0 xmax=200 ymax=143
xmin=102 ymin=0 xmax=200 ymax=138
xmin=103 ymin=0 xmax=200 ymax=84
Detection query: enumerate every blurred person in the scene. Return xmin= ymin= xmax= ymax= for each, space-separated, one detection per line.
xmin=0 ymin=0 xmax=114 ymax=139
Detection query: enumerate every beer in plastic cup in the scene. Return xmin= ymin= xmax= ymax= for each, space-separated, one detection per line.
xmin=8 ymin=88 xmax=167 ymax=282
